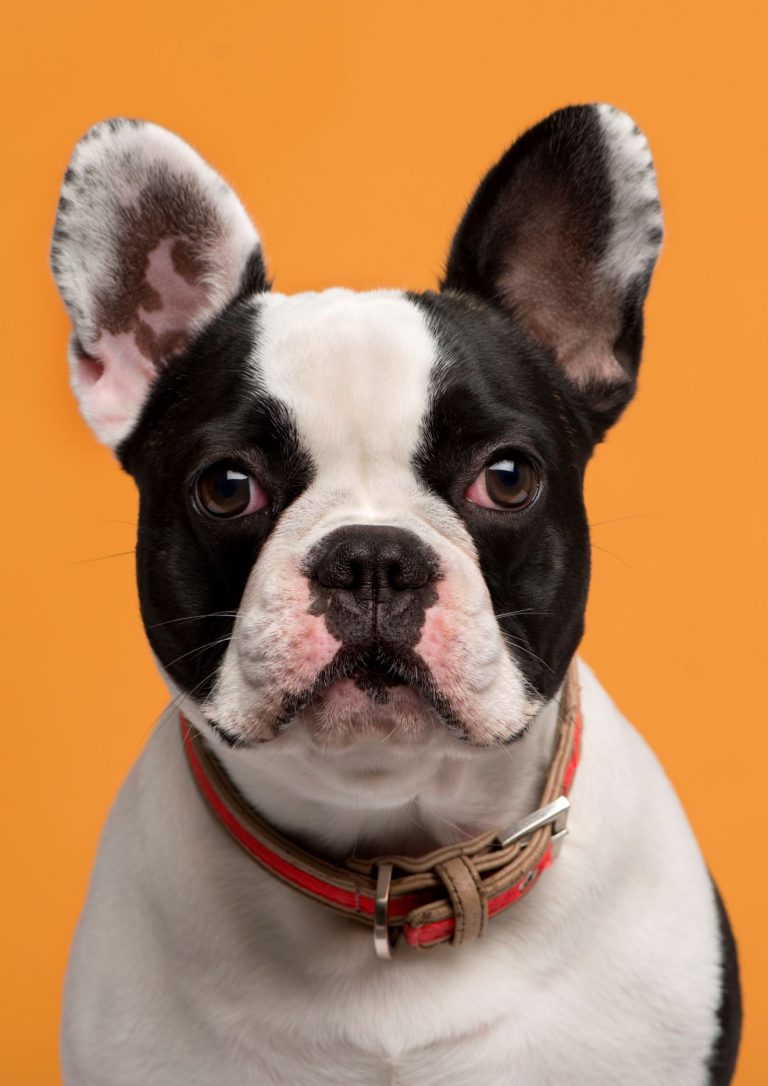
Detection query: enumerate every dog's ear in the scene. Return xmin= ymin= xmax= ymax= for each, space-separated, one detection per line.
xmin=51 ymin=119 xmax=267 ymax=448
xmin=442 ymin=104 xmax=663 ymax=437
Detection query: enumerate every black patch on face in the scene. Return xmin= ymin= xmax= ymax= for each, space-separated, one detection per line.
xmin=411 ymin=290 xmax=596 ymax=704
xmin=304 ymin=525 xmax=440 ymax=648
xmin=117 ymin=298 xmax=313 ymax=703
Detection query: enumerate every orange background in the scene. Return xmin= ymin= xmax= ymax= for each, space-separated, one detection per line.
xmin=2 ymin=1 xmax=766 ymax=1081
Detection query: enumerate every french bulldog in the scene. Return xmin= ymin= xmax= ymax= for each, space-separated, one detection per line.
xmin=51 ymin=104 xmax=741 ymax=1085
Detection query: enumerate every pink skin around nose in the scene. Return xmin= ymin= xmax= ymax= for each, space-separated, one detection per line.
xmin=284 ymin=613 xmax=341 ymax=692
xmin=262 ymin=574 xmax=342 ymax=697
xmin=414 ymin=584 xmax=458 ymax=684
xmin=268 ymin=574 xmax=457 ymax=708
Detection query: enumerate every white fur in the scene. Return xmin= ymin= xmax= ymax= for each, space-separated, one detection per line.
xmin=62 ymin=662 xmax=722 ymax=1084
xmin=595 ymin=104 xmax=664 ymax=287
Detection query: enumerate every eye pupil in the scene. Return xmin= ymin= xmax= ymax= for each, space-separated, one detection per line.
xmin=485 ymin=457 xmax=536 ymax=508
xmin=196 ymin=463 xmax=256 ymax=518
xmin=216 ymin=471 xmax=247 ymax=501
xmin=491 ymin=460 xmax=520 ymax=488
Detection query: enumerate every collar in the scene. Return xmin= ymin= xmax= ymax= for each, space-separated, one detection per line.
xmin=181 ymin=661 xmax=582 ymax=959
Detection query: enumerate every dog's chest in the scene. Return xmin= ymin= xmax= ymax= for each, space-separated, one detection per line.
xmin=63 ymin=667 xmax=722 ymax=1086
xmin=163 ymin=902 xmax=716 ymax=1086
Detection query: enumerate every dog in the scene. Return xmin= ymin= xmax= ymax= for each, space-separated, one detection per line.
xmin=51 ymin=104 xmax=741 ymax=1085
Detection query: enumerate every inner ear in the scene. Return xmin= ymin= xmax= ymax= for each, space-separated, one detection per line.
xmin=442 ymin=104 xmax=663 ymax=430
xmin=498 ymin=181 xmax=627 ymax=388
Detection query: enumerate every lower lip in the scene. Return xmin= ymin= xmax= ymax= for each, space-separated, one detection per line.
xmin=306 ymin=675 xmax=431 ymax=715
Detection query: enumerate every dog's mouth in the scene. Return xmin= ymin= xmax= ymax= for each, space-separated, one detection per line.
xmin=275 ymin=645 xmax=465 ymax=737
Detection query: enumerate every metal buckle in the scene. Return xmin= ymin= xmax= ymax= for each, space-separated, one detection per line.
xmin=494 ymin=795 xmax=571 ymax=857
xmin=373 ymin=862 xmax=396 ymax=960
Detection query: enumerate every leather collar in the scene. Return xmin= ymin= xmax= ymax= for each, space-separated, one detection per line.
xmin=181 ymin=661 xmax=582 ymax=958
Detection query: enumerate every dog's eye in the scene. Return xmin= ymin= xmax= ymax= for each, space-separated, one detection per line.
xmin=194 ymin=462 xmax=268 ymax=519
xmin=465 ymin=455 xmax=540 ymax=511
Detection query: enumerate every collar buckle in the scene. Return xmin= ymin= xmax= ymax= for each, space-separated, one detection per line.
xmin=494 ymin=795 xmax=571 ymax=858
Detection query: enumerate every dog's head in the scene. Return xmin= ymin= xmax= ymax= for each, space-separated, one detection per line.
xmin=51 ymin=106 xmax=661 ymax=751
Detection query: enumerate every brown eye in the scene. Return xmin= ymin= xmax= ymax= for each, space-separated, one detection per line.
xmin=194 ymin=462 xmax=268 ymax=519
xmin=465 ymin=456 xmax=540 ymax=510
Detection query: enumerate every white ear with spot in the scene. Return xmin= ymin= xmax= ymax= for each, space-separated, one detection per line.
xmin=443 ymin=104 xmax=663 ymax=432
xmin=51 ymin=119 xmax=267 ymax=448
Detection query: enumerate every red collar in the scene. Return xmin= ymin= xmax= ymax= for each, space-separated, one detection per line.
xmin=181 ymin=662 xmax=582 ymax=958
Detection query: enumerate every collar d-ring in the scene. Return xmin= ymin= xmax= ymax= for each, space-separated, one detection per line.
xmin=373 ymin=862 xmax=395 ymax=959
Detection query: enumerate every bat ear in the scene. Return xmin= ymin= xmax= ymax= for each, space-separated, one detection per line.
xmin=50 ymin=119 xmax=268 ymax=448
xmin=442 ymin=104 xmax=663 ymax=436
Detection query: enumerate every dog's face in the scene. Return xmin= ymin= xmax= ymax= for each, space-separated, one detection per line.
xmin=52 ymin=106 xmax=661 ymax=752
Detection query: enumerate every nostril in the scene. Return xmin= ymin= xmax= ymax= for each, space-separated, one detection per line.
xmin=387 ymin=560 xmax=404 ymax=590
xmin=386 ymin=557 xmax=429 ymax=591
xmin=315 ymin=552 xmax=364 ymax=591
xmin=345 ymin=559 xmax=364 ymax=591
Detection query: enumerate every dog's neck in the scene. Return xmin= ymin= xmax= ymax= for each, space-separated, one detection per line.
xmin=176 ymin=684 xmax=565 ymax=863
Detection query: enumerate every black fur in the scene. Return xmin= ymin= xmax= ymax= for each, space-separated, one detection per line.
xmin=412 ymin=289 xmax=594 ymax=704
xmin=707 ymin=882 xmax=742 ymax=1085
xmin=118 ymin=301 xmax=314 ymax=704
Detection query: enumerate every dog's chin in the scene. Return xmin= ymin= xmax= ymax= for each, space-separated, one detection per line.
xmin=202 ymin=671 xmax=465 ymax=752
xmin=288 ymin=677 xmax=445 ymax=749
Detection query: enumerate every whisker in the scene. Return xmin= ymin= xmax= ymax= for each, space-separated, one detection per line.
xmin=589 ymin=513 xmax=659 ymax=529
xmin=392 ymin=785 xmax=476 ymax=842
xmin=590 ymin=543 xmax=634 ymax=572
xmin=141 ymin=666 xmax=222 ymax=743
xmin=502 ymin=633 xmax=554 ymax=674
xmin=148 ymin=611 xmax=238 ymax=629
xmin=393 ymin=795 xmax=432 ymax=838
xmin=162 ymin=636 xmax=232 ymax=671
xmin=73 ymin=550 xmax=134 ymax=564
xmin=493 ymin=608 xmax=551 ymax=621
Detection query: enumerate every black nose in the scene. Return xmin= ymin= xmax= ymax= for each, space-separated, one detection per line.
xmin=306 ymin=525 xmax=440 ymax=646
xmin=312 ymin=525 xmax=438 ymax=592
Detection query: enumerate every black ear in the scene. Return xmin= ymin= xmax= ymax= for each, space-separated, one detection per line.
xmin=51 ymin=119 xmax=268 ymax=448
xmin=442 ymin=104 xmax=663 ymax=435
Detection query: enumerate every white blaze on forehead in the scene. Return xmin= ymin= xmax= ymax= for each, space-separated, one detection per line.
xmin=253 ymin=290 xmax=436 ymax=503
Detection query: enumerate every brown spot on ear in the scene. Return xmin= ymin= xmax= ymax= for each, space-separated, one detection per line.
xmin=158 ymin=328 xmax=190 ymax=357
xmin=133 ymin=317 xmax=190 ymax=365
xmin=137 ymin=278 xmax=162 ymax=313
xmin=92 ymin=170 xmax=221 ymax=358
xmin=171 ymin=238 xmax=207 ymax=284
xmin=134 ymin=318 xmax=160 ymax=363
